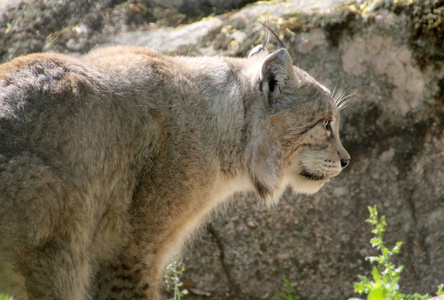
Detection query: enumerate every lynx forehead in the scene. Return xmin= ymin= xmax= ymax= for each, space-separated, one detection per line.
xmin=0 ymin=40 xmax=349 ymax=299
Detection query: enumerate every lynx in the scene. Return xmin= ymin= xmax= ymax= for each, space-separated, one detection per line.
xmin=0 ymin=40 xmax=349 ymax=299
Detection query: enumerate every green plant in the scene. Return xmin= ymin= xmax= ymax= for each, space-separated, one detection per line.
xmin=164 ymin=257 xmax=188 ymax=300
xmin=0 ymin=295 xmax=12 ymax=300
xmin=355 ymin=205 xmax=443 ymax=300
xmin=271 ymin=270 xmax=300 ymax=300
xmin=437 ymin=284 xmax=444 ymax=296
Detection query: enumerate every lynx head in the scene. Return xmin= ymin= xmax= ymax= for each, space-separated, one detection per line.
xmin=245 ymin=46 xmax=350 ymax=205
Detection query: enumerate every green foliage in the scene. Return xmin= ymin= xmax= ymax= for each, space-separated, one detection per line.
xmin=164 ymin=257 xmax=188 ymax=300
xmin=0 ymin=295 xmax=12 ymax=300
xmin=355 ymin=205 xmax=443 ymax=300
xmin=271 ymin=270 xmax=300 ymax=300
xmin=437 ymin=284 xmax=444 ymax=296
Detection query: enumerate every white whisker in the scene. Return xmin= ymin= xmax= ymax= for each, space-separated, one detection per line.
xmin=332 ymin=88 xmax=355 ymax=111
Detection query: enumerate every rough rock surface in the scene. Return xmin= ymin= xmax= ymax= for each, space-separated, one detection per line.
xmin=1 ymin=0 xmax=443 ymax=299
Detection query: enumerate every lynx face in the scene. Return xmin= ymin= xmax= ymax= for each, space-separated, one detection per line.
xmin=250 ymin=48 xmax=350 ymax=199
xmin=284 ymin=103 xmax=350 ymax=194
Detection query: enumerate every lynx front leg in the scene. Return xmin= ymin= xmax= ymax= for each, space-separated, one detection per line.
xmin=92 ymin=247 xmax=161 ymax=300
xmin=9 ymin=241 xmax=92 ymax=300
xmin=0 ymin=254 xmax=29 ymax=300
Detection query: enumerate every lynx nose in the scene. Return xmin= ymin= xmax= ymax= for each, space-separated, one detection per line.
xmin=340 ymin=158 xmax=350 ymax=168
xmin=337 ymin=143 xmax=350 ymax=169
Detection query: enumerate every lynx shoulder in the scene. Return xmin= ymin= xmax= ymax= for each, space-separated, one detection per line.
xmin=0 ymin=44 xmax=349 ymax=299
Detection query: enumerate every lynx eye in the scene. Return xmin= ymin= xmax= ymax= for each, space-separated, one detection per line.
xmin=323 ymin=120 xmax=332 ymax=131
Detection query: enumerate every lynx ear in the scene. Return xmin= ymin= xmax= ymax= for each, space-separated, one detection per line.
xmin=248 ymin=44 xmax=269 ymax=58
xmin=249 ymin=25 xmax=270 ymax=58
xmin=259 ymin=48 xmax=298 ymax=100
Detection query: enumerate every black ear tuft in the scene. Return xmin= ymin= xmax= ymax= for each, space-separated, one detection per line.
xmin=248 ymin=25 xmax=270 ymax=58
xmin=259 ymin=22 xmax=287 ymax=49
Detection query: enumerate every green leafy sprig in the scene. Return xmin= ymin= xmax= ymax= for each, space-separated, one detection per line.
xmin=164 ymin=257 xmax=188 ymax=300
xmin=355 ymin=205 xmax=443 ymax=300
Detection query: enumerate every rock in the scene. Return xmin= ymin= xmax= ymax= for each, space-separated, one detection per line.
xmin=1 ymin=0 xmax=443 ymax=299
xmin=108 ymin=17 xmax=225 ymax=54
xmin=147 ymin=0 xmax=257 ymax=14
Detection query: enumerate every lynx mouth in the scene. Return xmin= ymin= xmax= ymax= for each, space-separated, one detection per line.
xmin=299 ymin=171 xmax=328 ymax=181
